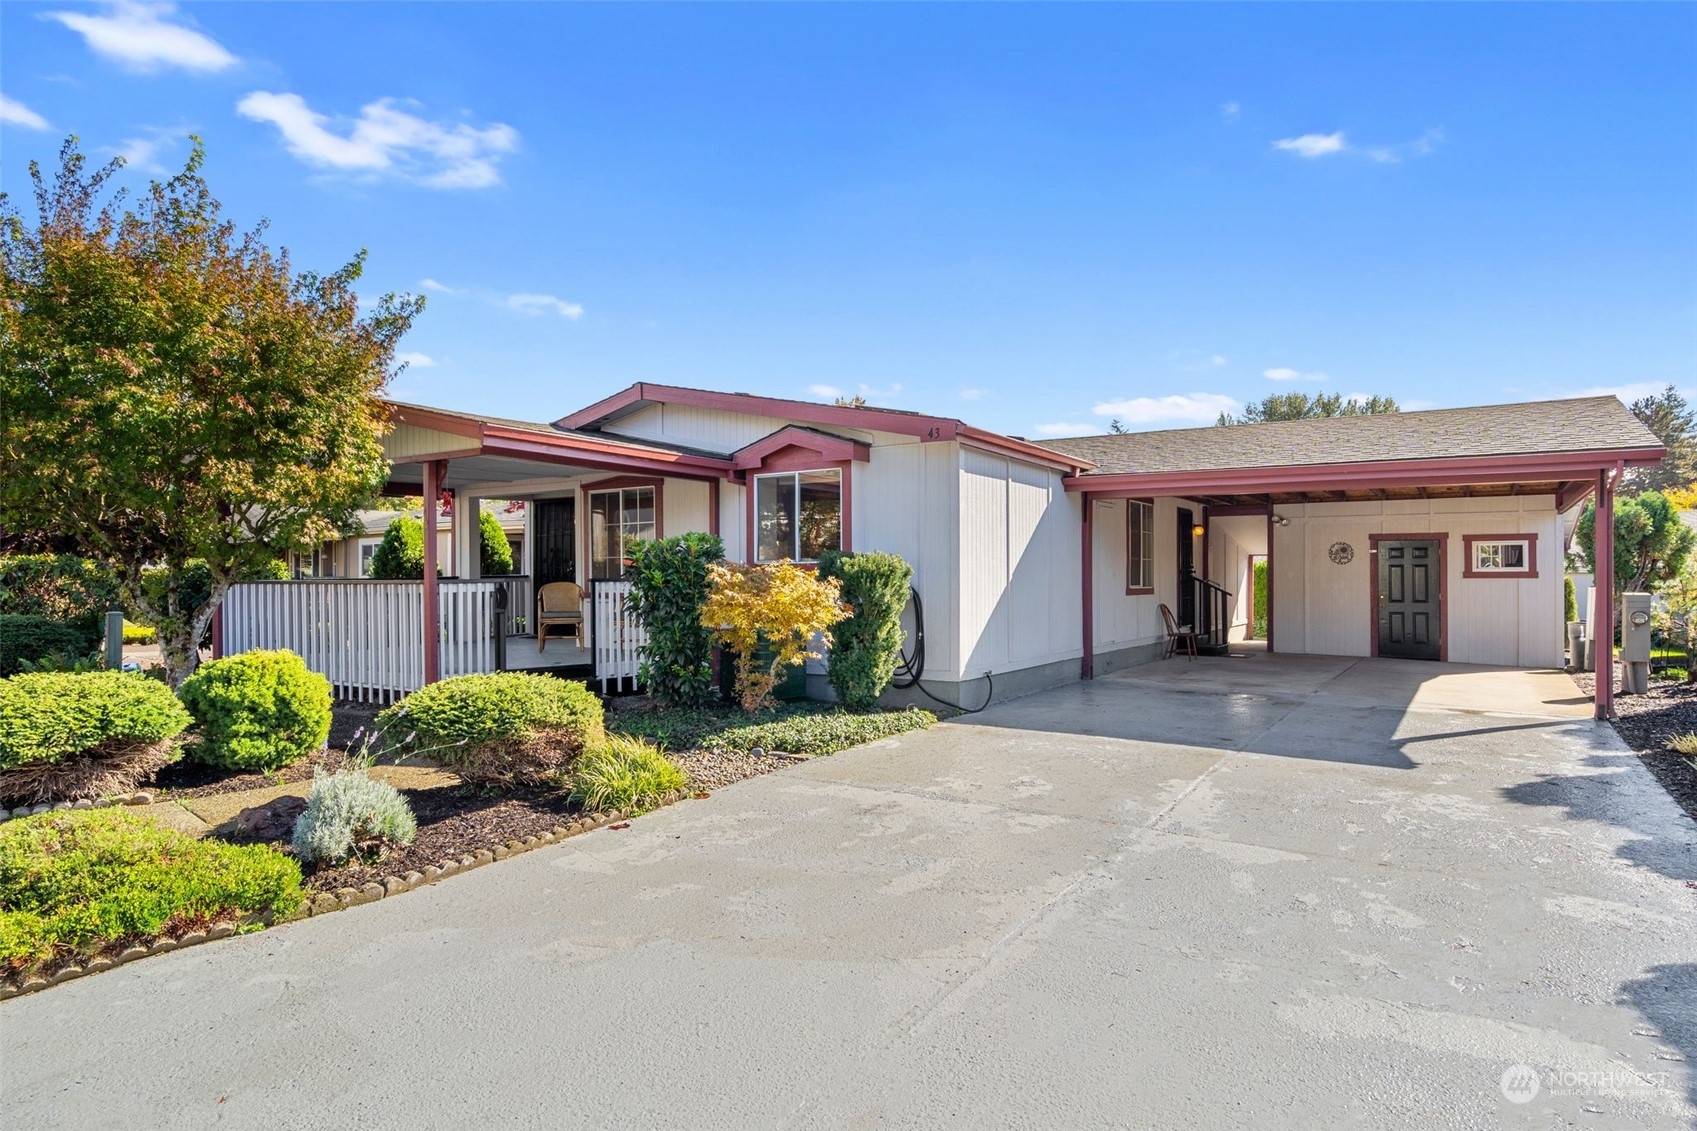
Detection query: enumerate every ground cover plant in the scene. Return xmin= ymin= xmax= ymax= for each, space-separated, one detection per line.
xmin=611 ymin=700 xmax=936 ymax=758
xmin=178 ymin=650 xmax=332 ymax=772
xmin=0 ymin=670 xmax=192 ymax=804
xmin=0 ymin=808 xmax=302 ymax=981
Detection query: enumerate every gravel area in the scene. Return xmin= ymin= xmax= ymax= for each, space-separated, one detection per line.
xmin=666 ymin=747 xmax=807 ymax=791
xmin=1573 ymin=668 xmax=1697 ymax=822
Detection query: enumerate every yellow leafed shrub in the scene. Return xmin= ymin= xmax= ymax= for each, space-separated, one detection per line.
xmin=700 ymin=561 xmax=846 ymax=711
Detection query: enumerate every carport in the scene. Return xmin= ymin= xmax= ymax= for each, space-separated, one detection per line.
xmin=1050 ymin=397 xmax=1667 ymax=721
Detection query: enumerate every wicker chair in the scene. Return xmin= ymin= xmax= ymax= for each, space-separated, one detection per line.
xmin=536 ymin=582 xmax=584 ymax=650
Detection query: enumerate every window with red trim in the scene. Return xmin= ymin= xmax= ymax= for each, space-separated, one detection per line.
xmin=755 ymin=469 xmax=841 ymax=562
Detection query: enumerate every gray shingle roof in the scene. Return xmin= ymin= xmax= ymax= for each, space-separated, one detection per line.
xmin=1044 ymin=397 xmax=1660 ymax=477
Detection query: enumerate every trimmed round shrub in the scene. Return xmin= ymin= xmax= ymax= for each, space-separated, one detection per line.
xmin=0 ymin=671 xmax=192 ymax=804
xmin=378 ymin=672 xmax=604 ymax=787
xmin=0 ymin=808 xmax=302 ymax=979
xmin=292 ymin=768 xmax=418 ymax=865
xmin=178 ymin=650 xmax=332 ymax=772
xmin=370 ymin=515 xmax=427 ymax=579
xmin=569 ymin=734 xmax=689 ymax=815
xmin=0 ymin=614 xmax=96 ymax=676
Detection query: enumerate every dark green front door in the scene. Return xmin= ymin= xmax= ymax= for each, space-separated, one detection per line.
xmin=1377 ymin=539 xmax=1441 ymax=660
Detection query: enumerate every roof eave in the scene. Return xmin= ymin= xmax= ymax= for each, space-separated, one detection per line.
xmin=1063 ymin=446 xmax=1667 ymax=496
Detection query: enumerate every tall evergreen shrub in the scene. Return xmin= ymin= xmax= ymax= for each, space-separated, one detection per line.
xmin=626 ymin=533 xmax=725 ymax=707
xmin=818 ymin=550 xmax=913 ymax=710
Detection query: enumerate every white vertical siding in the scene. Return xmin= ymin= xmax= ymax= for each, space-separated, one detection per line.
xmin=1271 ymin=495 xmax=1563 ymax=667
xmin=603 ymin=403 xmax=864 ymax=452
xmin=663 ymin=478 xmax=712 ymax=538
xmin=855 ymin=437 xmax=960 ymax=677
xmin=955 ymin=448 xmax=1081 ymax=679
xmin=1091 ymin=496 xmax=1206 ymax=654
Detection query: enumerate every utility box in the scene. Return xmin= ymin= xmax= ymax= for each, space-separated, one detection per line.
xmin=1621 ymin=591 xmax=1654 ymax=694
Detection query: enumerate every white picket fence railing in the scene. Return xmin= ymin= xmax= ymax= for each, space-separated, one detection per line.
xmin=591 ymin=580 xmax=645 ymax=694
xmin=222 ymin=579 xmax=506 ymax=703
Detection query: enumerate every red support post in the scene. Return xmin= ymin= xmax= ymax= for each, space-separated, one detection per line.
xmin=210 ymin=604 xmax=224 ymax=660
xmin=1081 ymin=495 xmax=1095 ymax=680
xmin=1593 ymin=466 xmax=1616 ymax=720
xmin=423 ymin=459 xmax=445 ymax=685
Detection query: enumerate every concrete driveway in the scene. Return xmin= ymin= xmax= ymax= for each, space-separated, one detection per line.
xmin=4 ymin=654 xmax=1694 ymax=1129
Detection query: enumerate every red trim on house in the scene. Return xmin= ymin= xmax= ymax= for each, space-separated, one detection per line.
xmin=1556 ymin=480 xmax=1595 ymax=513
xmin=1367 ymin=532 xmax=1449 ymax=663
xmin=552 ymin=382 xmax=1095 ymax=472
xmin=708 ymin=478 xmax=720 ymax=538
xmin=422 ymin=459 xmax=445 ymax=684
xmin=732 ymin=427 xmax=870 ymax=469
xmin=1124 ymin=497 xmax=1154 ymax=596
xmin=1266 ymin=510 xmax=1276 ymax=654
xmin=1461 ymin=533 xmax=1540 ymax=579
xmin=210 ymin=605 xmax=224 ymax=660
xmin=1064 ymin=447 xmax=1665 ymax=498
xmin=1595 ymin=466 xmax=1620 ymax=719
xmin=1209 ymin=503 xmax=1272 ymax=517
xmin=1081 ymin=497 xmax=1094 ymax=679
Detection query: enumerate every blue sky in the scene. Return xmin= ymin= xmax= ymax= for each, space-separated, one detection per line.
xmin=3 ymin=2 xmax=1693 ymax=438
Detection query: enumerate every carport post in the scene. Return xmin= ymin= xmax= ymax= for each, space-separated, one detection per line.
xmin=1081 ymin=494 xmax=1094 ymax=680
xmin=1593 ymin=466 xmax=1616 ymax=720
xmin=423 ymin=459 xmax=446 ymax=686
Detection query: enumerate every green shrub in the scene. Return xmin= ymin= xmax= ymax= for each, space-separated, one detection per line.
xmin=291 ymin=767 xmax=418 ymax=865
xmin=379 ymin=673 xmax=604 ymax=786
xmin=0 ymin=671 xmax=191 ymax=770
xmin=370 ymin=515 xmax=427 ymax=579
xmin=627 ymin=533 xmax=725 ymax=708
xmin=14 ymin=651 xmax=103 ymax=674
xmin=479 ymin=510 xmax=514 ymax=576
xmin=612 ymin=702 xmax=936 ymax=758
xmin=0 ymin=808 xmax=302 ymax=977
xmin=137 ymin=558 xmax=289 ymax=646
xmin=0 ymin=614 xmax=96 ymax=676
xmin=178 ymin=650 xmax=332 ymax=772
xmin=818 ymin=551 xmax=913 ymax=709
xmin=1564 ymin=576 xmax=1578 ymax=624
xmin=1669 ymin=733 xmax=1697 ymax=756
xmin=122 ymin=620 xmax=156 ymax=646
xmin=0 ymin=554 xmax=121 ymax=642
xmin=569 ymin=734 xmax=689 ymax=815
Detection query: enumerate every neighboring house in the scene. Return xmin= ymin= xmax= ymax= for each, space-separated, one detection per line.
xmin=220 ymin=385 xmax=1661 ymax=717
xmin=292 ymin=504 xmax=527 ymax=578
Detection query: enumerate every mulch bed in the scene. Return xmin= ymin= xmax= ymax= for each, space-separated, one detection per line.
xmin=152 ymin=747 xmax=352 ymax=799
xmin=1573 ymin=668 xmax=1697 ymax=822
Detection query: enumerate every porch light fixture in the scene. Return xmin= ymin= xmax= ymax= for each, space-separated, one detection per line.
xmin=1272 ymin=515 xmax=1291 ymax=527
xmin=1191 ymin=523 xmax=1206 ymax=538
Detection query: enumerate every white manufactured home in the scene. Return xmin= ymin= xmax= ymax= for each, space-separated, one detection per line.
xmin=218 ymin=385 xmax=1661 ymax=719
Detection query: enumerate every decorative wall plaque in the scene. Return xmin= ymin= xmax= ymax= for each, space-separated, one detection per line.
xmin=1328 ymin=541 xmax=1355 ymax=565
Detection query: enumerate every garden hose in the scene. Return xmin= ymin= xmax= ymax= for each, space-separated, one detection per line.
xmin=891 ymin=585 xmax=992 ymax=714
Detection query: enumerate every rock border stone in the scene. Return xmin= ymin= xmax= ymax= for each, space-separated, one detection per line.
xmin=0 ymin=786 xmax=696 ymax=1000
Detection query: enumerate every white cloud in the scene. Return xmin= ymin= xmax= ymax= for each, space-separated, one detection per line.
xmin=1035 ymin=422 xmax=1097 ymax=438
xmin=1263 ymin=367 xmax=1327 ymax=383
xmin=44 ymin=2 xmax=236 ymax=74
xmin=856 ymin=383 xmax=903 ymax=404
xmin=395 ymin=351 xmax=437 ymax=369
xmin=1273 ymin=132 xmax=1347 ymax=158
xmin=808 ymin=384 xmax=845 ymax=399
xmin=102 ymin=126 xmax=183 ymax=173
xmin=959 ymin=388 xmax=985 ymax=401
xmin=237 ymin=91 xmax=519 ymax=189
xmin=1220 ymin=101 xmax=1241 ymax=122
xmin=1366 ymin=128 xmax=1447 ymax=164
xmin=419 ymin=278 xmax=459 ymax=293
xmin=1209 ymin=354 xmax=1228 ymax=367
xmin=0 ymin=94 xmax=50 ymax=130
xmin=505 ymin=293 xmax=583 ymax=319
xmin=1569 ymin=382 xmax=1666 ymax=403
xmin=1090 ymin=392 xmax=1240 ymax=425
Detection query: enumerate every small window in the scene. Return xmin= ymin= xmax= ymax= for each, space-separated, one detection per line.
xmin=359 ymin=541 xmax=380 ymax=577
xmin=589 ymin=486 xmax=656 ymax=580
xmin=1126 ymin=500 xmax=1154 ymax=593
xmin=1465 ymin=535 xmax=1537 ymax=578
xmin=755 ymin=469 xmax=841 ymax=562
